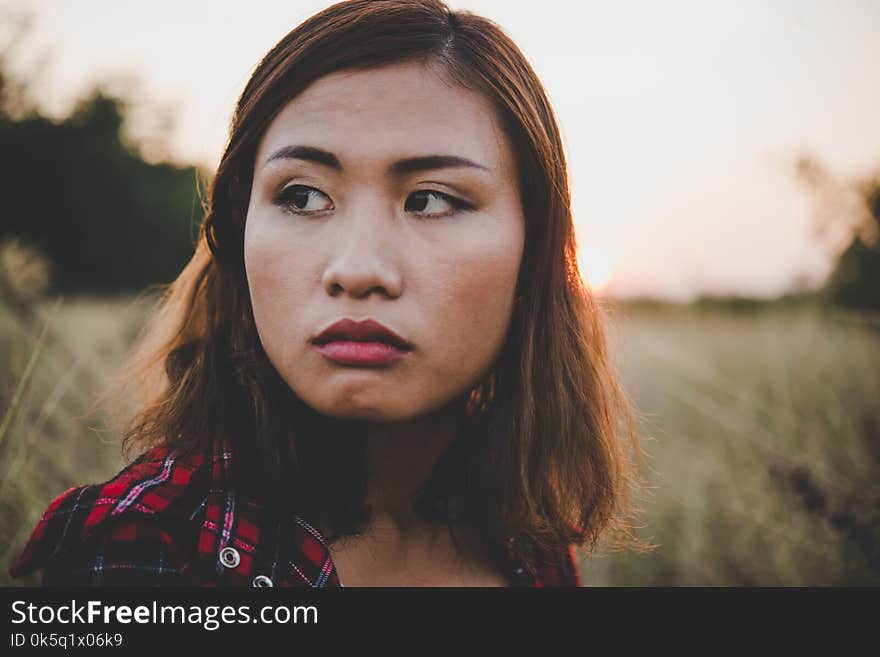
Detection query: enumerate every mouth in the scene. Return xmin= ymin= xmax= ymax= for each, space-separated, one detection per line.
xmin=311 ymin=318 xmax=413 ymax=366
xmin=311 ymin=318 xmax=413 ymax=351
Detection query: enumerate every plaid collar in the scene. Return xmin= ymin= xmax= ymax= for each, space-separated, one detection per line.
xmin=197 ymin=433 xmax=339 ymax=587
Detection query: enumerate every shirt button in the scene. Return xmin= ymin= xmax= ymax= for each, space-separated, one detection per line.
xmin=219 ymin=546 xmax=241 ymax=569
xmin=252 ymin=575 xmax=274 ymax=587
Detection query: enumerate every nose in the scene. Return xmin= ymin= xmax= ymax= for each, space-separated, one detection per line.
xmin=321 ymin=202 xmax=403 ymax=300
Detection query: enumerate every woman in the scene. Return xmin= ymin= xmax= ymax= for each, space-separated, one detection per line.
xmin=10 ymin=0 xmax=648 ymax=587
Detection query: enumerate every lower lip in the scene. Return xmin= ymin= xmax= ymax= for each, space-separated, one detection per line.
xmin=314 ymin=340 xmax=410 ymax=365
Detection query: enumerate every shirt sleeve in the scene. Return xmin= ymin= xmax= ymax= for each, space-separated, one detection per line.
xmin=40 ymin=515 xmax=195 ymax=587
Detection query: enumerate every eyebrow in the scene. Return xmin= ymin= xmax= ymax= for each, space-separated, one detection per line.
xmin=263 ymin=144 xmax=490 ymax=175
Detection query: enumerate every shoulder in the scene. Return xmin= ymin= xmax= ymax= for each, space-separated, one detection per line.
xmin=519 ymin=541 xmax=582 ymax=587
xmin=9 ymin=444 xmax=211 ymax=585
xmin=533 ymin=544 xmax=582 ymax=587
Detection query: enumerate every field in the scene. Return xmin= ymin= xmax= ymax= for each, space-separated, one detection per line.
xmin=1 ymin=294 xmax=878 ymax=586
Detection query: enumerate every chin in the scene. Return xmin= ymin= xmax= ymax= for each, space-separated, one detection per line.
xmin=315 ymin=402 xmax=415 ymax=423
xmin=296 ymin=389 xmax=407 ymax=421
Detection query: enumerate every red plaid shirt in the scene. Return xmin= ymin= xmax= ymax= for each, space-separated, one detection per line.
xmin=10 ymin=434 xmax=581 ymax=587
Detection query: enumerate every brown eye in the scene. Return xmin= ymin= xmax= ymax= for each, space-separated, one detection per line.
xmin=275 ymin=185 xmax=333 ymax=214
xmin=405 ymin=190 xmax=471 ymax=217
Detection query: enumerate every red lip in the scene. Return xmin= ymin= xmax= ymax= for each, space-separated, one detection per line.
xmin=312 ymin=318 xmax=413 ymax=350
xmin=311 ymin=318 xmax=413 ymax=366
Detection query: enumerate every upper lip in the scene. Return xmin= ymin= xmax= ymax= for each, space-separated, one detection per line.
xmin=311 ymin=318 xmax=413 ymax=350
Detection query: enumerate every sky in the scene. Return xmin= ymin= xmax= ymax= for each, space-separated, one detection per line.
xmin=2 ymin=0 xmax=879 ymax=300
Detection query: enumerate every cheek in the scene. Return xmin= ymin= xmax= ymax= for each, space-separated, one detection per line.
xmin=244 ymin=218 xmax=313 ymax=353
xmin=425 ymin=225 xmax=523 ymax=367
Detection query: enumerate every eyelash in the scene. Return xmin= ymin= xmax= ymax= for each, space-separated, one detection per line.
xmin=272 ymin=184 xmax=473 ymax=218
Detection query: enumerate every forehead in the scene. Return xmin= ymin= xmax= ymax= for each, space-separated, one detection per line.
xmin=255 ymin=61 xmax=513 ymax=174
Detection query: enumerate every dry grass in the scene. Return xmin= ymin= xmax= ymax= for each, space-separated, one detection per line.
xmin=0 ymin=292 xmax=156 ymax=585
xmin=584 ymin=300 xmax=880 ymax=585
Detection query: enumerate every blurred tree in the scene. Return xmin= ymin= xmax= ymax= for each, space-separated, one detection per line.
xmin=0 ymin=17 xmax=202 ymax=294
xmin=795 ymin=156 xmax=880 ymax=313
xmin=823 ymin=182 xmax=880 ymax=312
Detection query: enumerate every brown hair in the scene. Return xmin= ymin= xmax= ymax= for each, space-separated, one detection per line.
xmin=113 ymin=0 xmax=651 ymax=569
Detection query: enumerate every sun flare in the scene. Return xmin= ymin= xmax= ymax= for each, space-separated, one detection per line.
xmin=577 ymin=245 xmax=615 ymax=292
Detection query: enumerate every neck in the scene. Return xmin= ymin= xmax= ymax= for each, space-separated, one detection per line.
xmin=359 ymin=397 xmax=467 ymax=537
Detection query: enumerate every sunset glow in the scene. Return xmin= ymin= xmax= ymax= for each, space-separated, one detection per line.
xmin=577 ymin=245 xmax=614 ymax=292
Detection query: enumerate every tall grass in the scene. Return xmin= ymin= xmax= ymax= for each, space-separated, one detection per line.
xmin=585 ymin=300 xmax=880 ymax=585
xmin=0 ymin=251 xmax=156 ymax=584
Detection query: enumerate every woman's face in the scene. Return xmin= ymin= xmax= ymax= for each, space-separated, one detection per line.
xmin=244 ymin=60 xmax=525 ymax=422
